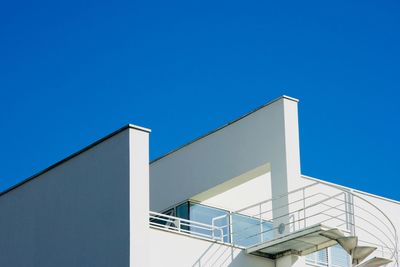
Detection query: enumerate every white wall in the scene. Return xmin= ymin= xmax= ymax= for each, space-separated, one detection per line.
xmin=0 ymin=126 xmax=150 ymax=267
xmin=198 ymin=170 xmax=272 ymax=212
xmin=149 ymin=228 xmax=274 ymax=267
xmin=150 ymin=96 xmax=302 ymax=236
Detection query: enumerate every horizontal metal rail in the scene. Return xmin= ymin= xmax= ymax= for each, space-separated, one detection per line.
xmin=149 ymin=211 xmax=224 ymax=242
xmin=235 ymin=182 xmax=320 ymax=213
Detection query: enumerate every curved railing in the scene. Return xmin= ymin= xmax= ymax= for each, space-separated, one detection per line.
xmin=350 ymin=192 xmax=398 ymax=265
xmin=211 ymin=182 xmax=399 ymax=266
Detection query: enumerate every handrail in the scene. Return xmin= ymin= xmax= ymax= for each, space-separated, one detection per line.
xmin=226 ymin=203 xmax=348 ymax=246
xmin=213 ymin=192 xmax=345 ymax=238
xmin=235 ymin=182 xmax=320 ymax=213
xmin=149 ymin=211 xmax=224 ymax=242
xmin=350 ymin=192 xmax=399 ymax=265
xmin=245 ymin=191 xmax=325 ymax=219
xmin=211 ymin=192 xmax=347 ymax=245
xmin=231 ymin=182 xmax=399 ymax=266
xmin=317 ymin=201 xmax=397 ymax=250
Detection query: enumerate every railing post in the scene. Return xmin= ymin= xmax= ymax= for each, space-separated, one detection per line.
xmin=344 ymin=191 xmax=353 ymax=234
xmin=349 ymin=190 xmax=356 ymax=236
xmin=297 ymin=210 xmax=301 ymax=230
xmin=396 ymin=231 xmax=399 ymax=267
xmin=230 ymin=212 xmax=233 ymax=245
xmin=259 ymin=204 xmax=264 ymax=243
xmin=211 ymin=218 xmax=215 ymax=240
xmin=303 ymin=188 xmax=306 ymax=227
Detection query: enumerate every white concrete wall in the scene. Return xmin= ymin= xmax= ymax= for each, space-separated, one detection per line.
xmin=198 ymin=170 xmax=272 ymax=212
xmin=150 ymin=96 xmax=302 ymax=233
xmin=149 ymin=227 xmax=274 ymax=267
xmin=0 ymin=126 xmax=150 ymax=267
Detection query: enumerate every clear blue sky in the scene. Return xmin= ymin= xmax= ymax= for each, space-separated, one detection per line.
xmin=0 ymin=0 xmax=399 ymax=200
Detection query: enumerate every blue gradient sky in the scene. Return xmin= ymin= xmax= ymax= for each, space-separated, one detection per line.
xmin=0 ymin=0 xmax=399 ymax=199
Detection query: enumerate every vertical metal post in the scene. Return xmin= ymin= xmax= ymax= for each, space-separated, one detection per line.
xmin=303 ymin=187 xmax=306 ymax=228
xmin=345 ymin=191 xmax=350 ymax=231
xmin=395 ymin=230 xmax=399 ymax=267
xmin=298 ymin=210 xmax=301 ymax=230
xmin=348 ymin=190 xmax=356 ymax=236
xmin=229 ymin=212 xmax=234 ymax=245
xmin=176 ymin=218 xmax=181 ymax=233
xmin=259 ymin=204 xmax=263 ymax=242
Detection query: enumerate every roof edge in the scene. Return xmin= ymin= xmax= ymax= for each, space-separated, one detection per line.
xmin=128 ymin=124 xmax=151 ymax=133
xmin=0 ymin=123 xmax=150 ymax=197
xmin=281 ymin=95 xmax=299 ymax=102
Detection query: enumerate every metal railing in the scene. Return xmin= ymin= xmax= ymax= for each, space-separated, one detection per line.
xmin=149 ymin=182 xmax=399 ymax=266
xmin=211 ymin=182 xmax=399 ymax=266
xmin=149 ymin=211 xmax=225 ymax=242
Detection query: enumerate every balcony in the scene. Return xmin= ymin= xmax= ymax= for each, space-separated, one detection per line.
xmin=149 ymin=182 xmax=398 ymax=267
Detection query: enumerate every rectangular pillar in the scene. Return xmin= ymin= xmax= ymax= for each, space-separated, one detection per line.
xmin=129 ymin=125 xmax=151 ymax=267
xmin=270 ymin=96 xmax=301 ymax=237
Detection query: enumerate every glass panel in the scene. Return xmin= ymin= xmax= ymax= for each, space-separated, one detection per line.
xmin=231 ymin=213 xmax=273 ymax=247
xmin=173 ymin=201 xmax=275 ymax=245
xmin=262 ymin=220 xmax=274 ymax=242
xmin=189 ymin=203 xmax=230 ymax=242
xmin=176 ymin=202 xmax=190 ymax=232
xmin=176 ymin=202 xmax=189 ymax=220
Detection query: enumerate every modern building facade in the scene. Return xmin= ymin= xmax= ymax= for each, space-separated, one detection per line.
xmin=0 ymin=96 xmax=398 ymax=267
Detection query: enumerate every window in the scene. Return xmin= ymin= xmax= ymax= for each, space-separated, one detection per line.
xmin=306 ymin=248 xmax=328 ymax=266
xmin=306 ymin=246 xmax=350 ymax=267
xmin=330 ymin=245 xmax=350 ymax=267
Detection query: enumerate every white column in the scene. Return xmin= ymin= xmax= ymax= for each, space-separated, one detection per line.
xmin=129 ymin=125 xmax=151 ymax=267
xmin=270 ymin=96 xmax=302 ymax=237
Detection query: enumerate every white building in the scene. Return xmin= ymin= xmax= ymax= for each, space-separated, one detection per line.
xmin=0 ymin=96 xmax=398 ymax=267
